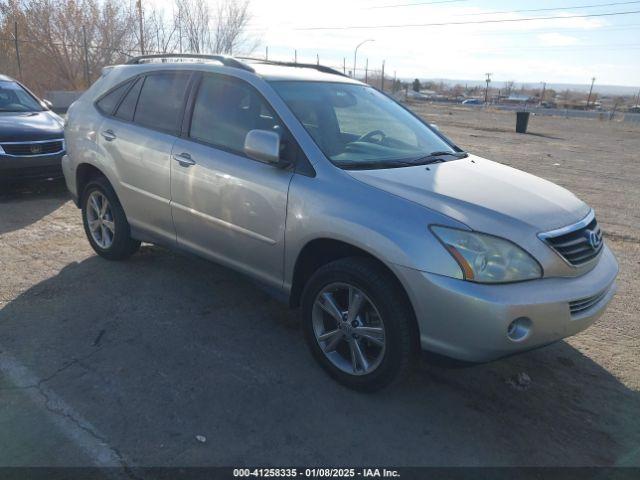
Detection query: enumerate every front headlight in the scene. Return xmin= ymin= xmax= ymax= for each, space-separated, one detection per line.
xmin=431 ymin=226 xmax=542 ymax=283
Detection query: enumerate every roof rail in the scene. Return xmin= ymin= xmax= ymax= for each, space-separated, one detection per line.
xmin=237 ymin=57 xmax=347 ymax=77
xmin=126 ymin=54 xmax=255 ymax=73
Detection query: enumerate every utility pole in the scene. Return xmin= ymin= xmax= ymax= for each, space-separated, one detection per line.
xmin=137 ymin=0 xmax=144 ymax=55
xmin=265 ymin=46 xmax=268 ymax=60
xmin=540 ymin=81 xmax=546 ymax=106
xmin=316 ymin=53 xmax=319 ymax=65
xmin=634 ymin=88 xmax=640 ymax=106
xmin=82 ymin=25 xmax=90 ymax=88
xmin=380 ymin=60 xmax=385 ymax=91
xmin=343 ymin=58 xmax=346 ymax=75
xmin=484 ymin=73 xmax=492 ymax=104
xmin=365 ymin=58 xmax=368 ymax=84
xmin=586 ymin=77 xmax=596 ymax=110
xmin=393 ymin=71 xmax=397 ymax=92
xmin=12 ymin=21 xmax=23 ymax=81
xmin=294 ymin=50 xmax=297 ymax=63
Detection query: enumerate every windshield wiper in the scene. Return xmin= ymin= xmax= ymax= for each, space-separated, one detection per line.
xmin=405 ymin=151 xmax=468 ymax=166
xmin=335 ymin=151 xmax=468 ymax=170
xmin=336 ymin=159 xmax=417 ymax=170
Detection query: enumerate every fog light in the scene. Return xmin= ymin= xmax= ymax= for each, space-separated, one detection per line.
xmin=507 ymin=317 xmax=531 ymax=342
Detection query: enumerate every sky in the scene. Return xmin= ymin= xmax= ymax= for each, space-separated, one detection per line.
xmin=152 ymin=0 xmax=640 ymax=88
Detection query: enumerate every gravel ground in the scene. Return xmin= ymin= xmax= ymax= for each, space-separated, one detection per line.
xmin=0 ymin=105 xmax=638 ymax=468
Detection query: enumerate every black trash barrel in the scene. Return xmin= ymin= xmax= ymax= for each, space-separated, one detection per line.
xmin=516 ymin=111 xmax=530 ymax=133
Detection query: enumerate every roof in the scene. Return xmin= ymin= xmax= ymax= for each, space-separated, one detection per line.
xmin=250 ymin=63 xmax=359 ymax=83
xmin=121 ymin=54 xmax=360 ymax=84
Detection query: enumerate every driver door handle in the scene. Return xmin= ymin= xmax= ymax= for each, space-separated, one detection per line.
xmin=173 ymin=152 xmax=196 ymax=167
xmin=101 ymin=130 xmax=116 ymax=142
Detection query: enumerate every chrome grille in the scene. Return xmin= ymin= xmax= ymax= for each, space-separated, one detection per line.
xmin=539 ymin=211 xmax=603 ymax=267
xmin=1 ymin=139 xmax=64 ymax=156
xmin=569 ymin=288 xmax=609 ymax=316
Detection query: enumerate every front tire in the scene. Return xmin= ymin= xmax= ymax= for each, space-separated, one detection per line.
xmin=81 ymin=177 xmax=140 ymax=260
xmin=301 ymin=257 xmax=416 ymax=392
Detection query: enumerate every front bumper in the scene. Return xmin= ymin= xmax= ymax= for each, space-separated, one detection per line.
xmin=0 ymin=152 xmax=65 ymax=181
xmin=396 ymin=245 xmax=618 ymax=362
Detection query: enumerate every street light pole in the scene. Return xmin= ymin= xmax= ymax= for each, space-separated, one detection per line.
xmin=353 ymin=39 xmax=374 ymax=79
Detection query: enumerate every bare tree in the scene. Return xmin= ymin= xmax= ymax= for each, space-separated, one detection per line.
xmin=0 ymin=0 xmax=136 ymax=92
xmin=173 ymin=0 xmax=256 ymax=55
xmin=211 ymin=0 xmax=255 ymax=55
xmin=0 ymin=0 xmax=258 ymax=94
xmin=144 ymin=5 xmax=179 ymax=54
xmin=174 ymin=0 xmax=211 ymax=53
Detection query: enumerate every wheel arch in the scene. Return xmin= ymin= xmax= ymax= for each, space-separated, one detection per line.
xmin=289 ymin=238 xmax=412 ymax=311
xmin=76 ymin=163 xmax=111 ymax=200
xmin=290 ymin=237 xmax=421 ymax=354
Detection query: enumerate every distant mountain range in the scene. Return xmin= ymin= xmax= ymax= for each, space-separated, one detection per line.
xmin=408 ymin=78 xmax=640 ymax=96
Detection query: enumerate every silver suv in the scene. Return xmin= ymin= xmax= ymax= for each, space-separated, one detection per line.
xmin=63 ymin=54 xmax=618 ymax=391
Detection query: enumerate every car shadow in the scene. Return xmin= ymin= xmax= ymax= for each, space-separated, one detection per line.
xmin=0 ymin=246 xmax=638 ymax=467
xmin=0 ymin=178 xmax=69 ymax=236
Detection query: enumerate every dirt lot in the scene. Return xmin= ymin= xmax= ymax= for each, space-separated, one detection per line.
xmin=0 ymin=105 xmax=639 ymax=468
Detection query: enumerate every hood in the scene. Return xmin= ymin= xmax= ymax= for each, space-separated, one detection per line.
xmin=0 ymin=111 xmax=64 ymax=142
xmin=347 ymin=155 xmax=590 ymax=235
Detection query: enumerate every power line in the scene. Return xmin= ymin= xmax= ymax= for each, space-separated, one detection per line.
xmin=457 ymin=0 xmax=640 ymax=16
xmin=243 ymin=21 xmax=640 ymax=35
xmin=296 ymin=9 xmax=640 ymax=30
xmin=477 ymin=42 xmax=640 ymax=51
xmin=370 ymin=0 xmax=468 ymax=9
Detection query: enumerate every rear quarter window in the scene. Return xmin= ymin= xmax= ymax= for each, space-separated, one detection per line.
xmin=114 ymin=77 xmax=143 ymax=122
xmin=95 ymin=80 xmax=132 ymax=115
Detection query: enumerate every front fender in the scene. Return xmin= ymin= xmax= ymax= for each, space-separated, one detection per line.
xmin=284 ymin=169 xmax=466 ymax=290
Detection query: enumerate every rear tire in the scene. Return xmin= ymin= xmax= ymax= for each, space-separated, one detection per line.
xmin=301 ymin=257 xmax=416 ymax=392
xmin=81 ymin=176 xmax=140 ymax=260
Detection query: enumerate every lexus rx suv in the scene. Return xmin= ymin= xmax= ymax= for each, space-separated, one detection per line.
xmin=62 ymin=55 xmax=618 ymax=391
xmin=0 ymin=74 xmax=65 ymax=181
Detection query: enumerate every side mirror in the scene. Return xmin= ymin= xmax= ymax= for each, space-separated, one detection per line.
xmin=244 ymin=129 xmax=283 ymax=166
xmin=42 ymin=99 xmax=53 ymax=110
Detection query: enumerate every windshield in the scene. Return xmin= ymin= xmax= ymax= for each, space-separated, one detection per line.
xmin=270 ymin=81 xmax=459 ymax=169
xmin=0 ymin=81 xmax=43 ymax=112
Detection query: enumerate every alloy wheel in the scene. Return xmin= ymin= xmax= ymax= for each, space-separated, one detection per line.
xmin=86 ymin=191 xmax=115 ymax=249
xmin=311 ymin=282 xmax=386 ymax=376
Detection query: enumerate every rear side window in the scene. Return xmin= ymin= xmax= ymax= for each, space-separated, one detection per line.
xmin=133 ymin=72 xmax=191 ymax=133
xmin=96 ymin=80 xmax=132 ymax=115
xmin=189 ymin=75 xmax=281 ymax=153
xmin=114 ymin=77 xmax=143 ymax=122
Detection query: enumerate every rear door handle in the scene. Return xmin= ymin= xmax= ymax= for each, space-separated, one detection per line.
xmin=173 ymin=152 xmax=196 ymax=167
xmin=101 ymin=130 xmax=116 ymax=142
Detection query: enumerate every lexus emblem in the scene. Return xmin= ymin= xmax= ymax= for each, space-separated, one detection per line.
xmin=30 ymin=144 xmax=42 ymax=154
xmin=585 ymin=230 xmax=601 ymax=250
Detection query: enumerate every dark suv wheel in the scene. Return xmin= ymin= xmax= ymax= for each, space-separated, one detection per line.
xmin=301 ymin=257 xmax=416 ymax=392
xmin=81 ymin=176 xmax=140 ymax=260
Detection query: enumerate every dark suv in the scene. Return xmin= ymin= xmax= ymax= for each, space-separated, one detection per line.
xmin=0 ymin=74 xmax=66 ymax=182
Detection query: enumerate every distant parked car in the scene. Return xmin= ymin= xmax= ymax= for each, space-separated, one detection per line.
xmin=462 ymin=98 xmax=482 ymax=105
xmin=406 ymin=90 xmax=430 ymax=101
xmin=0 ymin=74 xmax=65 ymax=181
